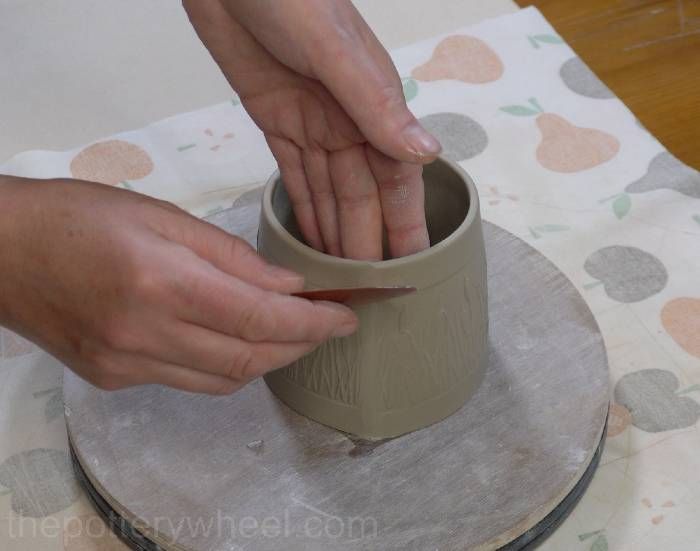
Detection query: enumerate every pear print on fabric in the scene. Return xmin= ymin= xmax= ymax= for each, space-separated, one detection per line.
xmin=560 ymin=57 xmax=614 ymax=99
xmin=70 ymin=140 xmax=153 ymax=187
xmin=626 ymin=152 xmax=700 ymax=198
xmin=418 ymin=113 xmax=488 ymax=162
xmin=500 ymin=98 xmax=619 ymax=172
xmin=411 ymin=35 xmax=504 ymax=84
xmin=661 ymin=298 xmax=700 ymax=359
xmin=583 ymin=246 xmax=667 ymax=303
xmin=614 ymin=370 xmax=700 ymax=432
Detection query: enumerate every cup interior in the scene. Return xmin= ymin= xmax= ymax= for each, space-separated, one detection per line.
xmin=270 ymin=159 xmax=471 ymax=258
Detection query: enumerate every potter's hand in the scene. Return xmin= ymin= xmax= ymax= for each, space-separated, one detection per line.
xmin=0 ymin=177 xmax=357 ymax=394
xmin=184 ymin=0 xmax=440 ymax=260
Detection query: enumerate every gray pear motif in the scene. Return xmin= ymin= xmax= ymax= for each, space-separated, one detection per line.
xmin=205 ymin=185 xmax=265 ymax=248
xmin=625 ymin=152 xmax=700 ymax=198
xmin=614 ymin=369 xmax=700 ymax=432
xmin=418 ymin=113 xmax=488 ymax=162
xmin=559 ymin=57 xmax=614 ymax=99
xmin=0 ymin=449 xmax=80 ymax=517
xmin=584 ymin=246 xmax=667 ymax=303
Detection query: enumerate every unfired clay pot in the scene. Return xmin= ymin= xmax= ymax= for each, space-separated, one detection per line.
xmin=258 ymin=157 xmax=488 ymax=439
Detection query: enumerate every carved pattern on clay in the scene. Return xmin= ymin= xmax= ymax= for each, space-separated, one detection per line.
xmin=275 ymin=263 xmax=487 ymax=413
xmin=279 ymin=328 xmax=361 ymax=406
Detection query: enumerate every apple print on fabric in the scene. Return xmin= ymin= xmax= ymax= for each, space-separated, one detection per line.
xmin=70 ymin=140 xmax=153 ymax=187
xmin=417 ymin=113 xmax=488 ymax=162
xmin=0 ymin=449 xmax=80 ymax=517
xmin=614 ymin=370 xmax=700 ymax=432
xmin=583 ymin=246 xmax=667 ymax=303
xmin=411 ymin=35 xmax=504 ymax=84
xmin=661 ymin=297 xmax=700 ymax=359
xmin=500 ymin=98 xmax=619 ymax=172
xmin=560 ymin=57 xmax=614 ymax=99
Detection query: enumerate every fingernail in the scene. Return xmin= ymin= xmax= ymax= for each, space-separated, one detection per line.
xmin=402 ymin=121 xmax=442 ymax=158
xmin=332 ymin=318 xmax=359 ymax=338
xmin=318 ymin=302 xmax=359 ymax=337
xmin=265 ymin=264 xmax=303 ymax=282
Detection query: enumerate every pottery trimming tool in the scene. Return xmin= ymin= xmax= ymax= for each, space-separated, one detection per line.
xmin=65 ymin=209 xmax=609 ymax=550
xmin=292 ymin=286 xmax=417 ymax=306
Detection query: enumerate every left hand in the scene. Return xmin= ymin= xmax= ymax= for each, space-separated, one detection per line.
xmin=184 ymin=0 xmax=441 ymax=260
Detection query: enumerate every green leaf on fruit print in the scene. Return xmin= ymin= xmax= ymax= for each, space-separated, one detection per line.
xmin=500 ymin=105 xmax=538 ymax=116
xmin=500 ymin=97 xmax=544 ymax=117
xmin=677 ymin=384 xmax=700 ymax=395
xmin=579 ymin=529 xmax=603 ymax=542
xmin=693 ymin=214 xmax=700 ymax=226
xmin=231 ymin=95 xmax=241 ymax=106
xmin=578 ymin=530 xmax=608 ymax=551
xmin=599 ymin=192 xmax=631 ymax=219
xmin=591 ymin=534 xmax=609 ymax=551
xmin=583 ymin=280 xmax=604 ymax=290
xmin=402 ymin=78 xmax=419 ymax=102
xmin=613 ymin=193 xmax=631 ymax=219
xmin=528 ymin=224 xmax=570 ymax=238
xmin=528 ymin=34 xmax=564 ymax=48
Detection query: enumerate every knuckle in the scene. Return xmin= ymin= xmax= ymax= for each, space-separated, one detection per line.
xmin=132 ymin=267 xmax=163 ymax=299
xmin=309 ymin=187 xmax=336 ymax=203
xmin=336 ymin=188 xmax=376 ymax=208
xmin=226 ymin=235 xmax=256 ymax=263
xmin=236 ymin=299 xmax=276 ymax=341
xmin=225 ymin=347 xmax=255 ymax=382
xmin=309 ymin=305 xmax=338 ymax=341
xmin=101 ymin=317 xmax=138 ymax=352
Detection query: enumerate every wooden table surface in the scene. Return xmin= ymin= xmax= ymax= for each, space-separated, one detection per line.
xmin=516 ymin=0 xmax=700 ymax=170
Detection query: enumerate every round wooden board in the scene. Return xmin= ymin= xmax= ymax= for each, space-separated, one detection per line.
xmin=64 ymin=220 xmax=609 ymax=551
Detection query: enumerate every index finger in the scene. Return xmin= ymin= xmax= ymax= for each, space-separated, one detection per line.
xmin=175 ymin=261 xmax=358 ymax=343
xmin=366 ymin=145 xmax=430 ymax=258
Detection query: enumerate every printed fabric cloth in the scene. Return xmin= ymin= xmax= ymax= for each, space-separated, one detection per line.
xmin=1 ymin=6 xmax=699 ymax=551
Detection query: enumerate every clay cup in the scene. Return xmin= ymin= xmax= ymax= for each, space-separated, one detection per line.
xmin=258 ymin=156 xmax=488 ymax=439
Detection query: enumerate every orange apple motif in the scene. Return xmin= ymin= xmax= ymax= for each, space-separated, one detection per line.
xmin=501 ymin=98 xmax=619 ymax=172
xmin=70 ymin=140 xmax=153 ymax=186
xmin=411 ymin=35 xmax=504 ymax=84
xmin=661 ymin=297 xmax=700 ymax=358
xmin=607 ymin=402 xmax=632 ymax=437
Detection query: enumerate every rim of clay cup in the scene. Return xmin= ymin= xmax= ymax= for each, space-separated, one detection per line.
xmin=261 ymin=155 xmax=480 ymax=271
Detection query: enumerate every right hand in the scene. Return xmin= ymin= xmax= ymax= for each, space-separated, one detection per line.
xmin=184 ymin=0 xmax=439 ymax=261
xmin=0 ymin=177 xmax=358 ymax=394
